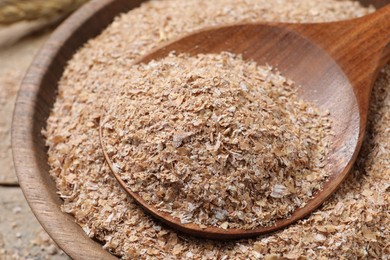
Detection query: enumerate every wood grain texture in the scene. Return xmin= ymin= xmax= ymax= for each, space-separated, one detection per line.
xmin=10 ymin=0 xmax=390 ymax=257
xmin=359 ymin=0 xmax=390 ymax=7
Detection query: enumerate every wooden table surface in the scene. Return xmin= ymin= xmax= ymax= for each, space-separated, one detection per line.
xmin=0 ymin=31 xmax=69 ymax=260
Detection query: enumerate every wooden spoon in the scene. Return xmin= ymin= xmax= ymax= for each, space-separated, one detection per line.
xmin=99 ymin=5 xmax=390 ymax=240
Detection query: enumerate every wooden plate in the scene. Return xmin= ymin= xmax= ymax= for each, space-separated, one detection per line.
xmin=11 ymin=0 xmax=388 ymax=258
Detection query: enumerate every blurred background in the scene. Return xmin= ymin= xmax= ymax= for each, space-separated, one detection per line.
xmin=0 ymin=1 xmax=87 ymax=259
xmin=0 ymin=0 xmax=88 ymax=47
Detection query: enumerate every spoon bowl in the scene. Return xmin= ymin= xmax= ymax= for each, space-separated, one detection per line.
xmin=100 ymin=6 xmax=390 ymax=239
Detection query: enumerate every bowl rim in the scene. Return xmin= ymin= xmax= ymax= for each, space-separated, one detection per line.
xmin=11 ymin=0 xmax=144 ymax=258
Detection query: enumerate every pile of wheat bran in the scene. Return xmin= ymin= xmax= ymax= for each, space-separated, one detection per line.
xmin=100 ymin=52 xmax=332 ymax=230
xmin=45 ymin=0 xmax=389 ymax=258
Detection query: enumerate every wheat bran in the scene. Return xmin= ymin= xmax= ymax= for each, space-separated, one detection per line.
xmin=44 ymin=0 xmax=389 ymax=259
xmin=100 ymin=52 xmax=332 ymax=230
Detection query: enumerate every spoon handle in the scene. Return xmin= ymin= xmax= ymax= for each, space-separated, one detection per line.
xmin=344 ymin=4 xmax=390 ymax=121
xmin=356 ymin=4 xmax=390 ymax=67
xmin=295 ymin=5 xmax=389 ymax=117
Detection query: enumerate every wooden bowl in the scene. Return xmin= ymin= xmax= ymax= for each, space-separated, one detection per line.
xmin=11 ymin=0 xmax=388 ymax=258
xmin=12 ymin=0 xmax=146 ymax=258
